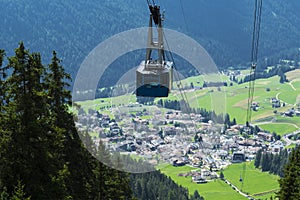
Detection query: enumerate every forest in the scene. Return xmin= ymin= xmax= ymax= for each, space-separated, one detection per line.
xmin=2 ymin=0 xmax=300 ymax=88
xmin=0 ymin=43 xmax=205 ymax=199
xmin=254 ymin=149 xmax=289 ymax=177
xmin=1 ymin=0 xmax=300 ymax=199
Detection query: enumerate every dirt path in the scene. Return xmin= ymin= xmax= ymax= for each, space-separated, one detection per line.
xmin=223 ymin=179 xmax=250 ymax=199
xmin=288 ymin=81 xmax=297 ymax=91
xmin=254 ymin=121 xmax=300 ymax=129
xmin=275 ymin=92 xmax=281 ymax=100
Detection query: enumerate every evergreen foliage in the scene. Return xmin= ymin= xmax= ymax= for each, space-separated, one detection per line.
xmin=11 ymin=181 xmax=31 ymax=200
xmin=0 ymin=44 xmax=202 ymax=200
xmin=240 ymin=64 xmax=293 ymax=84
xmin=0 ymin=43 xmax=133 ymax=199
xmin=277 ymin=145 xmax=300 ymax=200
xmin=254 ymin=149 xmax=289 ymax=177
xmin=130 ymin=170 xmax=204 ymax=200
xmin=156 ymin=99 xmax=226 ymax=124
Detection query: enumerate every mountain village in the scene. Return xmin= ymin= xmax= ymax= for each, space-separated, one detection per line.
xmin=76 ymin=94 xmax=300 ymax=183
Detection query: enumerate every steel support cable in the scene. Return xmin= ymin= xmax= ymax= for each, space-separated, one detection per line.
xmin=243 ymin=0 xmax=263 ymax=191
xmin=246 ymin=0 xmax=263 ymax=125
xmin=146 ymin=0 xmax=155 ymax=6
xmin=179 ymin=0 xmax=189 ymax=34
xmin=162 ymin=30 xmax=190 ymax=115
xmin=162 ymin=29 xmax=205 ymax=151
xmin=241 ymin=162 xmax=246 ymax=190
xmin=149 ymin=1 xmax=203 ymax=150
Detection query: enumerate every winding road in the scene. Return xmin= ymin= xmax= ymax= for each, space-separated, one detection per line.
xmin=223 ymin=179 xmax=252 ymax=199
xmin=282 ymin=130 xmax=300 ymax=146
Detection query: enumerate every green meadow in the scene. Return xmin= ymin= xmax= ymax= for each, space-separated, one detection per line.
xmin=74 ymin=71 xmax=300 ymax=200
xmin=258 ymin=123 xmax=298 ymax=136
xmin=223 ymin=162 xmax=279 ymax=200
xmin=77 ymin=69 xmax=300 ymax=136
xmin=184 ymin=70 xmax=300 ymax=129
xmin=158 ymin=165 xmax=246 ymax=200
xmin=158 ymin=163 xmax=280 ymax=200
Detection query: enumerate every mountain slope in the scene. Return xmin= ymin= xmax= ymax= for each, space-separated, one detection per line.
xmin=1 ymin=0 xmax=300 ymax=85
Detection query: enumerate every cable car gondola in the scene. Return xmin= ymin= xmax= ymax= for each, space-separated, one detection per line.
xmin=136 ymin=3 xmax=173 ymax=97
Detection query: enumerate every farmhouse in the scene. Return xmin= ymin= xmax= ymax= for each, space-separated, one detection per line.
xmin=257 ymin=132 xmax=272 ymax=142
xmin=271 ymin=98 xmax=281 ymax=108
xmin=269 ymin=140 xmax=284 ymax=153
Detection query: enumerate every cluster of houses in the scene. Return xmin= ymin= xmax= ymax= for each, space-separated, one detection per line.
xmin=282 ymin=107 xmax=300 ymax=117
xmin=248 ymin=97 xmax=300 ymax=118
xmin=178 ymin=169 xmax=218 ymax=184
xmin=75 ymin=102 xmax=297 ymax=183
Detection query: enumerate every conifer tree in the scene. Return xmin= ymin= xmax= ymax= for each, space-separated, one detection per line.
xmin=0 ymin=49 xmax=5 ymax=108
xmin=11 ymin=181 xmax=31 ymax=200
xmin=0 ymin=44 xmax=75 ymax=199
xmin=45 ymin=51 xmax=96 ymax=198
xmin=0 ymin=49 xmax=6 ymax=127
xmin=277 ymin=146 xmax=300 ymax=199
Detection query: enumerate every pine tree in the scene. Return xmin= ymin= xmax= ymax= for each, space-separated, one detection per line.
xmin=0 ymin=45 xmax=137 ymax=199
xmin=45 ymin=51 xmax=97 ymax=199
xmin=0 ymin=50 xmax=10 ymax=200
xmin=0 ymin=49 xmax=5 ymax=138
xmin=190 ymin=190 xmax=204 ymax=200
xmin=232 ymin=118 xmax=237 ymax=126
xmin=254 ymin=149 xmax=261 ymax=168
xmin=11 ymin=181 xmax=31 ymax=200
xmin=261 ymin=153 xmax=272 ymax=172
xmin=220 ymin=171 xmax=225 ymax=180
xmin=277 ymin=146 xmax=300 ymax=199
xmin=0 ymin=43 xmax=66 ymax=198
xmin=0 ymin=49 xmax=5 ymax=109
xmin=224 ymin=113 xmax=230 ymax=126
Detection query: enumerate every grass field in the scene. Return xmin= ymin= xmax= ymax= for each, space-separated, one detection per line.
xmin=158 ymin=163 xmax=280 ymax=200
xmin=275 ymin=116 xmax=300 ymax=127
xmin=177 ymin=73 xmax=231 ymax=89
xmin=77 ymin=70 xmax=300 ymax=134
xmin=75 ymin=72 xmax=300 ymax=200
xmin=184 ymin=74 xmax=300 ymax=128
xmin=285 ymin=69 xmax=300 ymax=81
xmin=258 ymin=123 xmax=299 ymax=136
xmin=159 ymin=165 xmax=246 ymax=200
xmin=223 ymin=162 xmax=279 ymax=200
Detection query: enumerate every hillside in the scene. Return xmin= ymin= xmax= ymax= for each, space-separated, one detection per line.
xmin=75 ymin=70 xmax=300 ymax=199
xmin=2 ymin=0 xmax=300 ymax=86
xmin=77 ymin=68 xmax=300 ymax=134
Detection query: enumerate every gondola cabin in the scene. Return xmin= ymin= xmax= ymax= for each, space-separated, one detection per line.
xmin=136 ymin=60 xmax=173 ymax=97
xmin=136 ymin=3 xmax=173 ymax=97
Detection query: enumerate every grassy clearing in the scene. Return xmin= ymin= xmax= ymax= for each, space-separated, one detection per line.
xmin=76 ymin=71 xmax=300 ymax=130
xmin=258 ymin=123 xmax=298 ymax=135
xmin=275 ymin=116 xmax=300 ymax=128
xmin=285 ymin=69 xmax=300 ymax=81
xmin=178 ymin=74 xmax=231 ymax=88
xmin=159 ymin=165 xmax=246 ymax=200
xmin=77 ymin=94 xmax=135 ymax=112
xmin=223 ymin=162 xmax=279 ymax=199
xmin=286 ymin=143 xmax=297 ymax=149
xmin=89 ymin=132 xmax=99 ymax=138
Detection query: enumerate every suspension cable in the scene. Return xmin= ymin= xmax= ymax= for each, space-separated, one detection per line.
xmin=243 ymin=0 xmax=263 ymax=190
xmin=179 ymin=0 xmax=189 ymax=34
xmin=162 ymin=29 xmax=204 ymax=151
xmin=148 ymin=0 xmax=202 ymax=150
xmin=246 ymin=0 xmax=263 ymax=126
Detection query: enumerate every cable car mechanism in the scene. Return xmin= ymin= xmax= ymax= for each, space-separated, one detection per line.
xmin=136 ymin=1 xmax=173 ymax=97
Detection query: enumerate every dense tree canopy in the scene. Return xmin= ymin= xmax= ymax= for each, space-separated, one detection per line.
xmin=0 ymin=43 xmax=133 ymax=199
xmin=277 ymin=146 xmax=300 ymax=200
xmin=0 ymin=44 xmax=203 ymax=200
